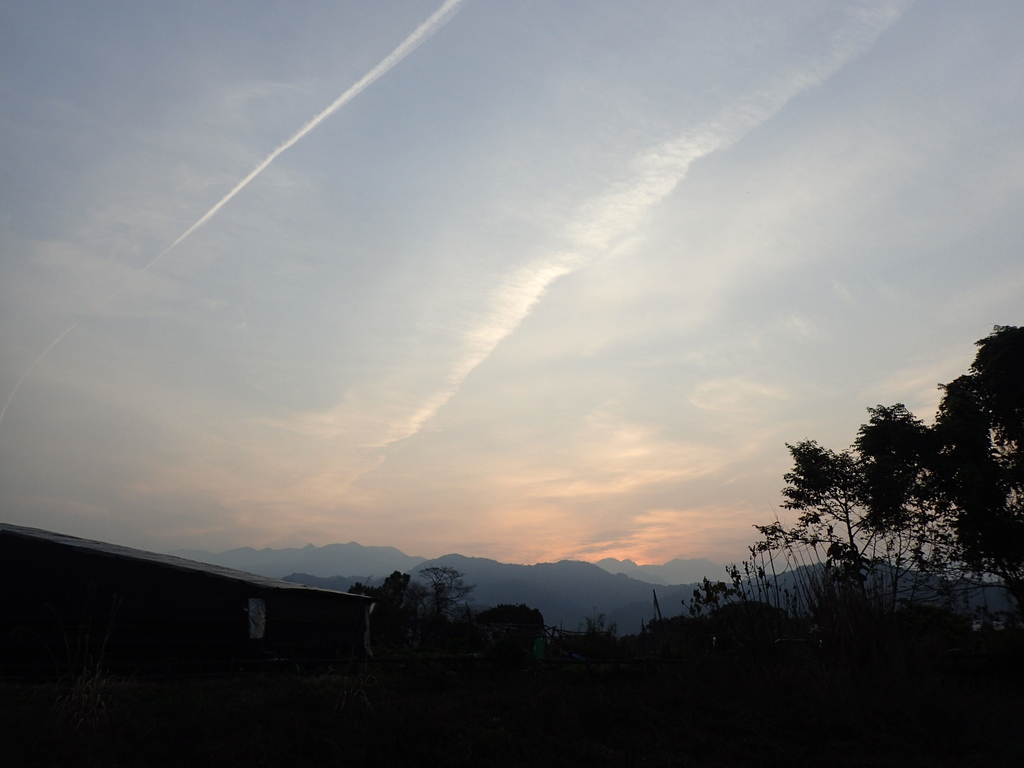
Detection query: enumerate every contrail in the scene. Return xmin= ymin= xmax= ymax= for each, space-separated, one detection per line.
xmin=132 ymin=0 xmax=466 ymax=282
xmin=0 ymin=324 xmax=79 ymax=429
xmin=369 ymin=0 xmax=909 ymax=450
xmin=0 ymin=0 xmax=466 ymax=433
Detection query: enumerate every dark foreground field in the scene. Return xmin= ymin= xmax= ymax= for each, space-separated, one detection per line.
xmin=3 ymin=657 xmax=1023 ymax=768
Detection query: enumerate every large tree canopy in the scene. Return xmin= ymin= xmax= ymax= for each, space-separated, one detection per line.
xmin=768 ymin=326 xmax=1024 ymax=613
xmin=933 ymin=325 xmax=1024 ymax=604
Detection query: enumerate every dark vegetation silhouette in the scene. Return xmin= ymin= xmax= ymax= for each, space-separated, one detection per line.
xmin=7 ymin=327 xmax=1024 ymax=766
xmin=769 ymin=325 xmax=1024 ymax=613
xmin=474 ymin=602 xmax=544 ymax=627
xmin=770 ymin=328 xmax=1023 ymax=610
xmin=347 ymin=570 xmax=417 ymax=647
xmin=419 ymin=565 xmax=476 ymax=622
xmin=639 ymin=326 xmax=1024 ymax=676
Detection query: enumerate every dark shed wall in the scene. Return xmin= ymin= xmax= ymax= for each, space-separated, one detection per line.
xmin=0 ymin=528 xmax=372 ymax=673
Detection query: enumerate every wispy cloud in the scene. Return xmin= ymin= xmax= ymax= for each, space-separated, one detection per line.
xmin=373 ymin=0 xmax=908 ymax=448
xmin=0 ymin=0 xmax=466 ymax=434
xmin=166 ymin=0 xmax=911 ymax=537
xmin=383 ymin=259 xmax=577 ymax=445
xmin=573 ymin=504 xmax=760 ymax=566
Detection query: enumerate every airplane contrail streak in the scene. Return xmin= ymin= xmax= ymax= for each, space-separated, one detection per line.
xmin=0 ymin=323 xmax=79 ymax=430
xmin=131 ymin=0 xmax=466 ymax=282
xmin=0 ymin=0 xmax=466 ymax=433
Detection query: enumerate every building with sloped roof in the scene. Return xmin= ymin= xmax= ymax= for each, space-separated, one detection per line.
xmin=0 ymin=523 xmax=373 ymax=676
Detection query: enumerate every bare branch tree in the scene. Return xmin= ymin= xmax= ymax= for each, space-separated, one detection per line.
xmin=418 ymin=566 xmax=475 ymax=622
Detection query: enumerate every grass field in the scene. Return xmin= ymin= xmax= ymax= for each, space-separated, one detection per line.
xmin=3 ymin=653 xmax=1023 ymax=767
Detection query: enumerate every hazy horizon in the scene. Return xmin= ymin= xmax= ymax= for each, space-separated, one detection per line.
xmin=167 ymin=536 xmax=719 ymax=569
xmin=2 ymin=1 xmax=1022 ymax=566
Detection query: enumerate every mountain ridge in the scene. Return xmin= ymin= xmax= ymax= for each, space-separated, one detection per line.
xmin=167 ymin=541 xmax=723 ymax=628
xmin=168 ymin=541 xmax=721 ymax=584
xmin=168 ymin=541 xmax=429 ymax=580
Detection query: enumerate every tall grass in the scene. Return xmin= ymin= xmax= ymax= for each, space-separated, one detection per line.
xmin=679 ymin=535 xmax=982 ymax=678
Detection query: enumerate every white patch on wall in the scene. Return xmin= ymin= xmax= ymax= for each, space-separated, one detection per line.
xmin=248 ymin=597 xmax=266 ymax=639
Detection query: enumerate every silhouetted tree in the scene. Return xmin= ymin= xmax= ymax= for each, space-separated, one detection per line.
xmin=762 ymin=423 xmax=945 ymax=611
xmin=349 ymin=571 xmax=419 ymax=647
xmin=419 ymin=566 xmax=475 ymax=622
xmin=933 ymin=325 xmax=1024 ymax=607
xmin=778 ymin=439 xmax=871 ymax=588
xmin=757 ymin=325 xmax=1024 ymax=617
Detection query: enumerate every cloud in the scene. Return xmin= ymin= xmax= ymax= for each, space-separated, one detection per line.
xmin=124 ymin=0 xmax=468 ymax=285
xmin=384 ymin=258 xmax=578 ymax=446
xmin=9 ymin=1 xmax=964 ymax=565
xmin=568 ymin=505 xmax=763 ymax=566
xmin=229 ymin=1 xmax=911 ymax=545
xmin=352 ymin=0 xmax=909 ymax=450
xmin=0 ymin=0 xmax=467 ymax=434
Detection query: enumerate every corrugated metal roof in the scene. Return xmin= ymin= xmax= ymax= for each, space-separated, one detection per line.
xmin=0 ymin=523 xmax=372 ymax=601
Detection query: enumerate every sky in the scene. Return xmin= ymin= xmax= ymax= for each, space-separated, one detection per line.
xmin=2 ymin=0 xmax=1023 ymax=566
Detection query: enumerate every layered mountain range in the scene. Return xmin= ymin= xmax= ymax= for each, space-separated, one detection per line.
xmin=169 ymin=542 xmax=724 ymax=629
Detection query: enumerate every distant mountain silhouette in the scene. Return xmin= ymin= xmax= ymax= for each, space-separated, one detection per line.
xmin=415 ymin=554 xmax=700 ymax=630
xmin=169 ymin=541 xmax=720 ymax=628
xmin=176 ymin=541 xmax=1013 ymax=631
xmin=281 ymin=553 xmax=702 ymax=629
xmin=595 ymin=557 xmax=723 ymax=586
xmin=168 ymin=542 xmax=426 ymax=579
